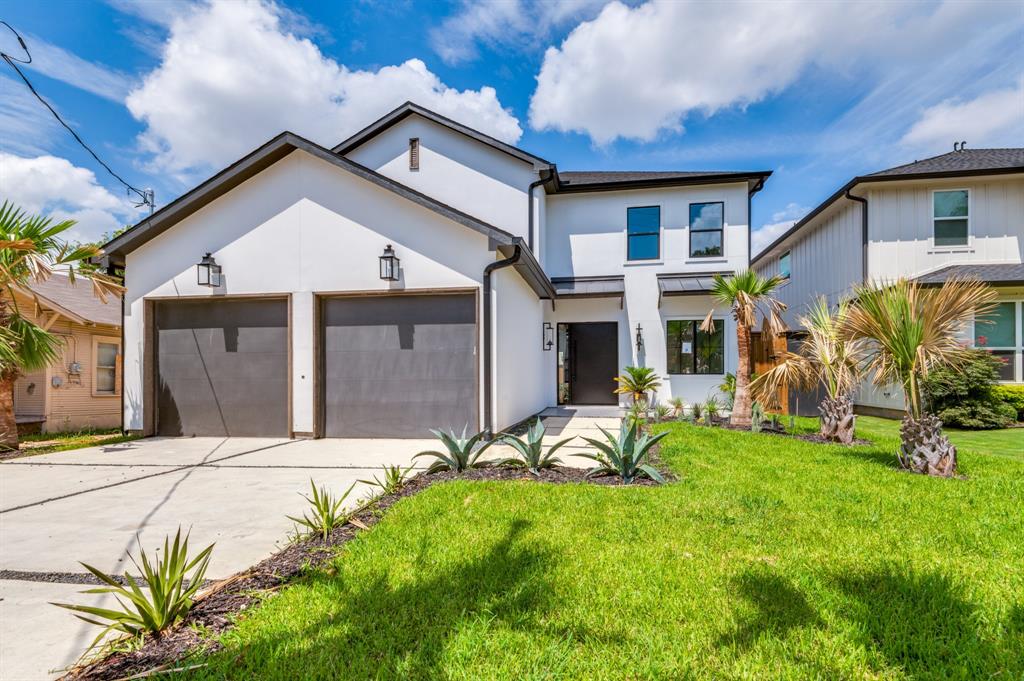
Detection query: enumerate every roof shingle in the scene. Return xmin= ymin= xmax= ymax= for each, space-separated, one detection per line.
xmin=866 ymin=149 xmax=1024 ymax=177
xmin=20 ymin=273 xmax=121 ymax=326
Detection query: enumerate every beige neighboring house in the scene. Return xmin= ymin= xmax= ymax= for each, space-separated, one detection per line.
xmin=12 ymin=273 xmax=122 ymax=434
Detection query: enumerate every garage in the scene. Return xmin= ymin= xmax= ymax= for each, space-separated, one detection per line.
xmin=320 ymin=293 xmax=477 ymax=438
xmin=154 ymin=298 xmax=289 ymax=437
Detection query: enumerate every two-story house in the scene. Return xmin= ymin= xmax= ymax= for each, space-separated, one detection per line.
xmin=99 ymin=102 xmax=770 ymax=439
xmin=752 ymin=148 xmax=1024 ymax=415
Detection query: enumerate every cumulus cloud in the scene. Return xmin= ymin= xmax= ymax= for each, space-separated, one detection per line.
xmin=751 ymin=203 xmax=809 ymax=257
xmin=125 ymin=0 xmax=521 ymax=175
xmin=901 ymin=80 xmax=1024 ymax=152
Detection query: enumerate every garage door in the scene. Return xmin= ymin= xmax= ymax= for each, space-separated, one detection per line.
xmin=321 ymin=294 xmax=477 ymax=438
xmin=155 ymin=299 xmax=289 ymax=437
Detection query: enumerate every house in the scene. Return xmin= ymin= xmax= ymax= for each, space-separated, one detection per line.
xmin=752 ymin=147 xmax=1024 ymax=415
xmin=98 ymin=102 xmax=770 ymax=439
xmin=13 ymin=273 xmax=122 ymax=434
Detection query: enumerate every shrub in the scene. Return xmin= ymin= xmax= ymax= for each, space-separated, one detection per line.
xmin=993 ymin=384 xmax=1024 ymax=421
xmin=414 ymin=427 xmax=493 ymax=473
xmin=498 ymin=419 xmax=574 ymax=475
xmin=579 ymin=419 xmax=667 ymax=484
xmin=287 ymin=479 xmax=356 ymax=541
xmin=52 ymin=528 xmax=213 ymax=654
xmin=360 ymin=464 xmax=412 ymax=496
xmin=921 ymin=349 xmax=1015 ymax=429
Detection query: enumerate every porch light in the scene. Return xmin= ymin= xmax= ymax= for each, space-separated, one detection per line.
xmin=635 ymin=323 xmax=644 ymax=350
xmin=379 ymin=244 xmax=400 ymax=281
xmin=543 ymin=322 xmax=554 ymax=351
xmin=197 ymin=253 xmax=222 ymax=287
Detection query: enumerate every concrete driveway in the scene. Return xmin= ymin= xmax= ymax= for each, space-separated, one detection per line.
xmin=0 ymin=436 xmax=429 ymax=680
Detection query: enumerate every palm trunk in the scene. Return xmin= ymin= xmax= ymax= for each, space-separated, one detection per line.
xmin=731 ymin=320 xmax=752 ymax=427
xmin=898 ymin=414 xmax=957 ymax=477
xmin=818 ymin=395 xmax=855 ymax=444
xmin=0 ymin=370 xmax=19 ymax=451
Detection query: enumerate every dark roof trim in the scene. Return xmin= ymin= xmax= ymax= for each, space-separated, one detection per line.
xmin=499 ymin=239 xmax=556 ymax=299
xmin=751 ymin=165 xmax=1024 ymax=267
xmin=100 ymin=132 xmax=519 ymax=264
xmin=915 ymin=263 xmax=1024 ymax=287
xmin=550 ymin=171 xmax=771 ymax=195
xmin=551 ymin=275 xmax=625 ymax=298
xmin=657 ymin=271 xmax=730 ymax=306
xmin=332 ymin=101 xmax=552 ymax=169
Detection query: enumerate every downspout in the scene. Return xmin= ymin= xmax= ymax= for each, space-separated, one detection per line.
xmin=482 ymin=245 xmax=521 ymax=438
xmin=844 ymin=188 xmax=868 ymax=283
xmin=527 ymin=177 xmax=545 ymax=252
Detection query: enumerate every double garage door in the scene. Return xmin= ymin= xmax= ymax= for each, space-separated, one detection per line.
xmin=154 ymin=294 xmax=476 ymax=438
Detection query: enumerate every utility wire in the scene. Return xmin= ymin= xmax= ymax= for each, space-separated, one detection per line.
xmin=0 ymin=20 xmax=155 ymax=212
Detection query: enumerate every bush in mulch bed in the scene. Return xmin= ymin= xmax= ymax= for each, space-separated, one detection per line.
xmin=60 ymin=463 xmax=667 ymax=680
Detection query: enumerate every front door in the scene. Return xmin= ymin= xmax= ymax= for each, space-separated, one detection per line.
xmin=560 ymin=322 xmax=618 ymax=405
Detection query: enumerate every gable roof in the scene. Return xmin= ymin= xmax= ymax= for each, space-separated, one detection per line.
xmin=915 ymin=262 xmax=1024 ymax=287
xmin=16 ymin=273 xmax=121 ymax=327
xmin=332 ymin=101 xmax=552 ymax=169
xmin=553 ymin=170 xmax=771 ymax=194
xmin=751 ymin=147 xmax=1024 ymax=267
xmin=100 ymin=131 xmax=522 ymax=266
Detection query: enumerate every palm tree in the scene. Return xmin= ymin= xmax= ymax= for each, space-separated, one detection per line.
xmin=613 ymin=365 xmax=661 ymax=406
xmin=751 ymin=297 xmax=864 ymax=443
xmin=702 ymin=270 xmax=787 ymax=426
xmin=0 ymin=202 xmax=121 ymax=449
xmin=843 ymin=277 xmax=997 ymax=476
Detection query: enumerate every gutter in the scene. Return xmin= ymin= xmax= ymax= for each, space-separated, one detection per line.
xmin=482 ymin=245 xmax=521 ymax=437
xmin=527 ymin=177 xmax=546 ymax=251
xmin=844 ymin=189 xmax=868 ymax=283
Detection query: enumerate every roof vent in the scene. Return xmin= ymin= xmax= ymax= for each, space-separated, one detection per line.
xmin=953 ymin=140 xmax=967 ymax=152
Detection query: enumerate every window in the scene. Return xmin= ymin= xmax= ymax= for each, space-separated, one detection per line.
xmin=627 ymin=206 xmax=660 ymax=260
xmin=974 ymin=301 xmax=1021 ymax=382
xmin=779 ymin=250 xmax=791 ymax=279
xmin=92 ymin=337 xmax=120 ymax=396
xmin=689 ymin=202 xmax=724 ymax=257
xmin=933 ymin=189 xmax=968 ymax=246
xmin=409 ymin=138 xmax=420 ymax=170
xmin=666 ymin=320 xmax=725 ymax=374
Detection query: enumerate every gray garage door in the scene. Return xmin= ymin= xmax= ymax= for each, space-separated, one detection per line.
xmin=155 ymin=299 xmax=289 ymax=437
xmin=321 ymin=294 xmax=477 ymax=438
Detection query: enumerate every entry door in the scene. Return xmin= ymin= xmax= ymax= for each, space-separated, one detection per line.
xmin=568 ymin=322 xmax=618 ymax=405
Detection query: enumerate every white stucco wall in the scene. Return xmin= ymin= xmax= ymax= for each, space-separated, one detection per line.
xmin=493 ymin=267 xmax=547 ymax=431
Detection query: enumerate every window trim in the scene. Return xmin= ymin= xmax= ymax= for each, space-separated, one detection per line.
xmin=665 ymin=317 xmax=726 ymax=376
xmin=972 ymin=299 xmax=1022 ymax=383
xmin=931 ymin=188 xmax=970 ymax=248
xmin=779 ymin=250 xmax=791 ymax=279
xmin=91 ymin=335 xmax=121 ymax=397
xmin=688 ymin=201 xmax=725 ymax=259
xmin=625 ymin=205 xmax=661 ymax=262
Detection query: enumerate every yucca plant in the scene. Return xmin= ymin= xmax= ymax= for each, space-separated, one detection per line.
xmin=414 ymin=426 xmax=493 ymax=473
xmin=359 ymin=464 xmax=412 ymax=496
xmin=614 ymin=365 xmax=661 ymax=405
xmin=286 ymin=479 xmax=355 ymax=541
xmin=653 ymin=403 xmax=672 ymax=422
xmin=579 ymin=419 xmax=667 ymax=484
xmin=704 ymin=395 xmax=721 ymax=424
xmin=626 ymin=398 xmax=649 ymax=430
xmin=668 ymin=396 xmax=686 ymax=419
xmin=52 ymin=528 xmax=213 ymax=655
xmin=498 ymin=419 xmax=574 ymax=475
xmin=690 ymin=401 xmax=703 ymax=423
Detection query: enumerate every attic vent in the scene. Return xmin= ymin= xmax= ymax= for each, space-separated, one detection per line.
xmin=409 ymin=137 xmax=420 ymax=170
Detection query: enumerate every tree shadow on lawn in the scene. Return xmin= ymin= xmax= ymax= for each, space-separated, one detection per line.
xmin=716 ymin=568 xmax=823 ymax=652
xmin=202 ymin=519 xmax=621 ymax=680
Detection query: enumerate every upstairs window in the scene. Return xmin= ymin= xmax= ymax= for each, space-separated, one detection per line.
xmin=933 ymin=189 xmax=968 ymax=246
xmin=690 ymin=202 xmax=724 ymax=257
xmin=779 ymin=250 xmax=791 ymax=279
xmin=627 ymin=206 xmax=660 ymax=260
xmin=409 ymin=138 xmax=420 ymax=170
xmin=666 ymin=320 xmax=725 ymax=375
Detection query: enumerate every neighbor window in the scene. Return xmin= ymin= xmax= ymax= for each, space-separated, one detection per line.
xmin=933 ymin=189 xmax=968 ymax=246
xmin=974 ymin=301 xmax=1021 ymax=382
xmin=779 ymin=250 xmax=791 ymax=279
xmin=666 ymin=319 xmax=725 ymax=374
xmin=92 ymin=337 xmax=120 ymax=396
xmin=409 ymin=138 xmax=420 ymax=170
xmin=689 ymin=202 xmax=724 ymax=257
xmin=627 ymin=206 xmax=660 ymax=260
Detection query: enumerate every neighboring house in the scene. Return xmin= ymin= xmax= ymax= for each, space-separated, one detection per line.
xmin=99 ymin=101 xmax=770 ymax=439
xmin=12 ymin=273 xmax=122 ymax=434
xmin=752 ymin=147 xmax=1024 ymax=415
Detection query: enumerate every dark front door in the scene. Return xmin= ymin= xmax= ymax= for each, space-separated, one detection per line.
xmin=567 ymin=322 xmax=618 ymax=405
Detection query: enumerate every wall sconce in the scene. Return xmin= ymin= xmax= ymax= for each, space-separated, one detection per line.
xmin=635 ymin=322 xmax=644 ymax=350
xmin=197 ymin=253 xmax=222 ymax=287
xmin=543 ymin=322 xmax=554 ymax=350
xmin=379 ymin=244 xmax=400 ymax=281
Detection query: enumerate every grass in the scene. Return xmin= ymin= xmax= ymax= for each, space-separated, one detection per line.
xmin=183 ymin=419 xmax=1022 ymax=680
xmin=12 ymin=428 xmax=139 ymax=457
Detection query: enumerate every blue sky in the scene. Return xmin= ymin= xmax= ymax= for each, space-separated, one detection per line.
xmin=1 ymin=0 xmax=1022 ymax=251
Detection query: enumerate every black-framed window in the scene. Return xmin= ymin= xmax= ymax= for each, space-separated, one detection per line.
xmin=627 ymin=206 xmax=660 ymax=260
xmin=689 ymin=202 xmax=724 ymax=258
xmin=666 ymin=320 xmax=725 ymax=374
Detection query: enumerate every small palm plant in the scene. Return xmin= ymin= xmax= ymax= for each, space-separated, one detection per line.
xmin=614 ymin=365 xmax=661 ymax=405
xmin=359 ymin=464 xmax=412 ymax=496
xmin=287 ymin=479 xmax=355 ymax=541
xmin=498 ymin=419 xmax=575 ymax=475
xmin=579 ymin=419 xmax=667 ymax=484
xmin=720 ymin=372 xmax=737 ymax=407
xmin=52 ymin=528 xmax=213 ymax=655
xmin=414 ymin=426 xmax=493 ymax=473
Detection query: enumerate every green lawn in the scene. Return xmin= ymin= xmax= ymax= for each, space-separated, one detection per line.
xmin=186 ymin=420 xmax=1023 ymax=680
xmin=4 ymin=429 xmax=139 ymax=459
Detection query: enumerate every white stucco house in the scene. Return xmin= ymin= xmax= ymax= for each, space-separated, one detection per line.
xmin=752 ymin=147 xmax=1024 ymax=415
xmin=100 ymin=102 xmax=770 ymax=438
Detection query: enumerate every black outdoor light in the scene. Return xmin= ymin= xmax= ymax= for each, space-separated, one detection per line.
xmin=379 ymin=244 xmax=400 ymax=281
xmin=197 ymin=252 xmax=222 ymax=287
xmin=635 ymin=322 xmax=644 ymax=350
xmin=543 ymin=322 xmax=554 ymax=351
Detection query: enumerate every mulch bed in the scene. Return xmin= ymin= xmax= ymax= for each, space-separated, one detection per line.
xmin=61 ymin=463 xmax=663 ymax=680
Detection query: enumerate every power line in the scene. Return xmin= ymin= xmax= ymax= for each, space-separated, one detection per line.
xmin=0 ymin=20 xmax=155 ymax=213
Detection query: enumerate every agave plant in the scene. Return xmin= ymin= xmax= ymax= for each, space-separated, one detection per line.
xmin=52 ymin=528 xmax=213 ymax=655
xmin=498 ymin=419 xmax=574 ymax=475
xmin=413 ymin=426 xmax=494 ymax=473
xmin=287 ymin=479 xmax=355 ymax=541
xmin=359 ymin=464 xmax=413 ymax=496
xmin=579 ymin=419 xmax=667 ymax=484
xmin=614 ymin=365 xmax=661 ymax=405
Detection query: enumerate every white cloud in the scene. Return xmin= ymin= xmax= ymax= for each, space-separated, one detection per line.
xmin=5 ymin=32 xmax=133 ymax=102
xmin=0 ymin=153 xmax=137 ymax=242
xmin=901 ymin=80 xmax=1024 ymax=152
xmin=125 ymin=0 xmax=521 ymax=175
xmin=751 ymin=203 xmax=809 ymax=257
xmin=0 ymin=76 xmax=63 ymax=156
